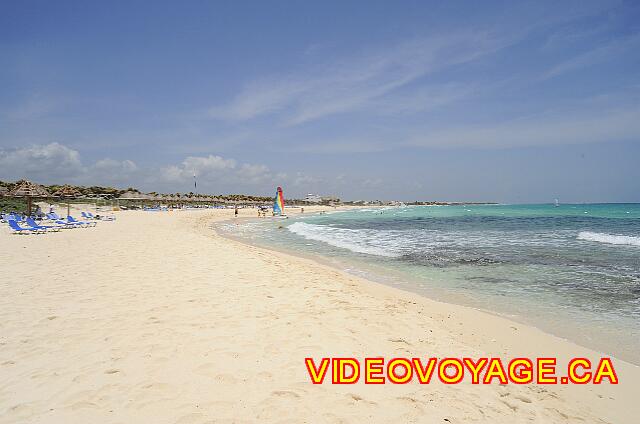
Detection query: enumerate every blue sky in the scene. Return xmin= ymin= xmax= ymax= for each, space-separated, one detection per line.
xmin=1 ymin=0 xmax=639 ymax=202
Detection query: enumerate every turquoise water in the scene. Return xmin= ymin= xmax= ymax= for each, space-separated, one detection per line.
xmin=219 ymin=204 xmax=640 ymax=363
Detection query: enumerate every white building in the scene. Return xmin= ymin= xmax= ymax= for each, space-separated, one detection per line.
xmin=304 ymin=193 xmax=322 ymax=203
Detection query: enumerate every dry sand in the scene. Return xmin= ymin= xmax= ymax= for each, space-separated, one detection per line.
xmin=1 ymin=207 xmax=638 ymax=423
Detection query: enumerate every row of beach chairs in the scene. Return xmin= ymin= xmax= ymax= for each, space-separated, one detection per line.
xmin=2 ymin=211 xmax=114 ymax=235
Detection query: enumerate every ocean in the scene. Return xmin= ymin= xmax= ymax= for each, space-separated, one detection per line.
xmin=218 ymin=203 xmax=640 ymax=364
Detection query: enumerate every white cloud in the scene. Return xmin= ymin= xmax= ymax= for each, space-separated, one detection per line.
xmin=0 ymin=143 xmax=282 ymax=194
xmin=239 ymin=163 xmax=271 ymax=184
xmin=160 ymin=154 xmax=279 ymax=192
xmin=0 ymin=143 xmax=146 ymax=187
xmin=90 ymin=158 xmax=140 ymax=186
xmin=0 ymin=142 xmax=84 ymax=181
xmin=164 ymin=155 xmax=237 ymax=182
xmin=94 ymin=158 xmax=138 ymax=173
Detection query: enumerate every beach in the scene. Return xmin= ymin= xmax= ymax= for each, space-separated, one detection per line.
xmin=1 ymin=207 xmax=638 ymax=424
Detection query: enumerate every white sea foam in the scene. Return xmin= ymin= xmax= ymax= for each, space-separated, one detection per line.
xmin=577 ymin=231 xmax=640 ymax=247
xmin=288 ymin=222 xmax=400 ymax=257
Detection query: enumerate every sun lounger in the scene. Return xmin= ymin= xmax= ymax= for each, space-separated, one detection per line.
xmin=84 ymin=211 xmax=115 ymax=221
xmin=67 ymin=215 xmax=97 ymax=227
xmin=50 ymin=212 xmax=71 ymax=222
xmin=25 ymin=218 xmax=62 ymax=232
xmin=3 ymin=214 xmax=23 ymax=222
xmin=46 ymin=213 xmax=81 ymax=227
xmin=8 ymin=219 xmax=46 ymax=234
xmin=48 ymin=213 xmax=93 ymax=227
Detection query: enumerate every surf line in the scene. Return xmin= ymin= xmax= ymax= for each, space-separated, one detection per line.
xmin=304 ymin=357 xmax=618 ymax=385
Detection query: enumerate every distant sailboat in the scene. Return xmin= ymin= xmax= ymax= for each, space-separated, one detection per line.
xmin=273 ymin=186 xmax=287 ymax=218
xmin=554 ymin=198 xmax=560 ymax=207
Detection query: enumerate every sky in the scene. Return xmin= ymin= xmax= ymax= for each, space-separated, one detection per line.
xmin=1 ymin=0 xmax=639 ymax=202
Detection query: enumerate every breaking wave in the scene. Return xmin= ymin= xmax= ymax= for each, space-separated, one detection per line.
xmin=287 ymin=222 xmax=401 ymax=257
xmin=577 ymin=231 xmax=640 ymax=247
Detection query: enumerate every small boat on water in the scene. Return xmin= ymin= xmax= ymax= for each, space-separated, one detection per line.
xmin=272 ymin=186 xmax=288 ymax=218
xmin=554 ymin=198 xmax=560 ymax=207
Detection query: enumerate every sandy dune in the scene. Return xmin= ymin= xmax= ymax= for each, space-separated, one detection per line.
xmin=1 ymin=208 xmax=638 ymax=423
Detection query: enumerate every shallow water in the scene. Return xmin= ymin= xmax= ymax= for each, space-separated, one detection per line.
xmin=218 ymin=204 xmax=640 ymax=363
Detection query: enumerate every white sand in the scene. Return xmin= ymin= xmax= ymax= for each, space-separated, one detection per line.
xmin=1 ymin=207 xmax=638 ymax=423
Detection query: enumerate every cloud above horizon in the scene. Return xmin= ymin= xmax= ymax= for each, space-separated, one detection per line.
xmin=0 ymin=143 xmax=284 ymax=195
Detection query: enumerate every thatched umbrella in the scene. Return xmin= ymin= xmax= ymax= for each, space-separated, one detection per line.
xmin=9 ymin=180 xmax=51 ymax=215
xmin=52 ymin=185 xmax=83 ymax=217
xmin=119 ymin=190 xmax=145 ymax=200
xmin=148 ymin=193 xmax=162 ymax=205
xmin=116 ymin=191 xmax=141 ymax=209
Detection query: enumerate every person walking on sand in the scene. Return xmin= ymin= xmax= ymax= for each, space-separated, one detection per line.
xmin=234 ymin=206 xmax=238 ymax=217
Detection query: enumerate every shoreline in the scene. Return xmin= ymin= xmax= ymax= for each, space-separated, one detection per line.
xmin=215 ymin=208 xmax=640 ymax=366
xmin=1 ymin=207 xmax=638 ymax=423
xmin=206 ymin=209 xmax=640 ymax=423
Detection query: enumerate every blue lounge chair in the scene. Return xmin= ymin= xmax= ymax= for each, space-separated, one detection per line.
xmin=52 ymin=213 xmax=87 ymax=227
xmin=25 ymin=217 xmax=62 ymax=232
xmin=46 ymin=213 xmax=81 ymax=227
xmin=8 ymin=219 xmax=46 ymax=234
xmin=4 ymin=214 xmax=22 ymax=222
xmin=84 ymin=211 xmax=115 ymax=221
xmin=67 ymin=215 xmax=97 ymax=227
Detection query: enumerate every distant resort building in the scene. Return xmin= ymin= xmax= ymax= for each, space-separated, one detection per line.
xmin=304 ymin=193 xmax=322 ymax=203
xmin=303 ymin=193 xmax=340 ymax=205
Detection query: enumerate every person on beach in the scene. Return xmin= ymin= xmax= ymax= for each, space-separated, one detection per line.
xmin=34 ymin=205 xmax=44 ymax=219
xmin=235 ymin=206 xmax=238 ymax=217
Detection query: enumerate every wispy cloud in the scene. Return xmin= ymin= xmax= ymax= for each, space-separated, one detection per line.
xmin=4 ymin=94 xmax=65 ymax=122
xmin=281 ymin=90 xmax=640 ymax=154
xmin=542 ymin=32 xmax=640 ymax=80
xmin=208 ymin=31 xmax=513 ymax=126
xmin=370 ymin=82 xmax=478 ymax=116
xmin=407 ymin=106 xmax=640 ymax=149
